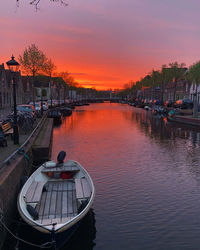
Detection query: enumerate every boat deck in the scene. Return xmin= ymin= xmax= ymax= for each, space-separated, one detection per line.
xmin=36 ymin=180 xmax=78 ymax=225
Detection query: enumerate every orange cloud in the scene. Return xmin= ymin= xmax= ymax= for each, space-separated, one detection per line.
xmin=1 ymin=0 xmax=200 ymax=90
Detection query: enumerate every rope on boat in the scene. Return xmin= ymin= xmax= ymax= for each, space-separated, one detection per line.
xmin=0 ymin=216 xmax=53 ymax=249
xmin=3 ymin=215 xmax=57 ymax=229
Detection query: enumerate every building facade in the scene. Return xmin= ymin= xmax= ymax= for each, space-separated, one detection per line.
xmin=190 ymin=83 xmax=200 ymax=104
xmin=0 ymin=63 xmax=24 ymax=109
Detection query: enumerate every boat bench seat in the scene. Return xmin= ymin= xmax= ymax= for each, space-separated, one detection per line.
xmin=36 ymin=217 xmax=73 ymax=225
xmin=42 ymin=165 xmax=79 ymax=173
xmin=25 ymin=181 xmax=44 ymax=203
xmin=75 ymin=178 xmax=91 ymax=200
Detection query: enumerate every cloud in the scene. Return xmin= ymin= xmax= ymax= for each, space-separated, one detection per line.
xmin=2 ymin=0 xmax=200 ymax=90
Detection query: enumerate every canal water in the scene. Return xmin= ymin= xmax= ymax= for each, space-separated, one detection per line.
xmin=5 ymin=102 xmax=200 ymax=250
xmin=51 ymin=102 xmax=200 ymax=250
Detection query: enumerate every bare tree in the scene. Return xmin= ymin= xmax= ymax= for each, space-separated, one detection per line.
xmin=56 ymin=71 xmax=76 ymax=87
xmin=19 ymin=44 xmax=47 ymax=106
xmin=17 ymin=0 xmax=68 ymax=10
xmin=43 ymin=58 xmax=57 ymax=108
xmin=44 ymin=58 xmax=57 ymax=77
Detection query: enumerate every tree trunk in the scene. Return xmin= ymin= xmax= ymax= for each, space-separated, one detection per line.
xmin=32 ymin=71 xmax=35 ymax=107
xmin=193 ymin=86 xmax=198 ymax=118
xmin=173 ymin=81 xmax=177 ymax=102
xmin=50 ymin=75 xmax=52 ymax=108
xmin=151 ymin=87 xmax=153 ymax=100
xmin=160 ymin=81 xmax=164 ymax=105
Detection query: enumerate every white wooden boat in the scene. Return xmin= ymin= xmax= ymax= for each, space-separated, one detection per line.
xmin=17 ymin=153 xmax=95 ymax=246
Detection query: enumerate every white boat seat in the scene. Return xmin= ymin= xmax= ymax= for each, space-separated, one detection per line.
xmin=75 ymin=178 xmax=91 ymax=199
xmin=35 ymin=217 xmax=73 ymax=225
xmin=25 ymin=181 xmax=44 ymax=203
xmin=42 ymin=165 xmax=79 ymax=173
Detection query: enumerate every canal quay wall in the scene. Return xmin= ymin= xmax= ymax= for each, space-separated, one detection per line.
xmin=32 ymin=118 xmax=54 ymax=164
xmin=0 ymin=117 xmax=54 ymax=249
xmin=168 ymin=115 xmax=200 ymax=127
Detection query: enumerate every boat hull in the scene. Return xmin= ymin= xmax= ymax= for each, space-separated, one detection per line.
xmin=17 ymin=159 xmax=95 ymax=245
xmin=18 ymin=215 xmax=81 ymax=249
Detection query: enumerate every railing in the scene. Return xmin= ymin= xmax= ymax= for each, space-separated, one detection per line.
xmin=0 ymin=113 xmax=47 ymax=170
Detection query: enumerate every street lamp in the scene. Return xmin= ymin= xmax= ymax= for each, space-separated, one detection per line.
xmin=6 ymin=55 xmax=20 ymax=145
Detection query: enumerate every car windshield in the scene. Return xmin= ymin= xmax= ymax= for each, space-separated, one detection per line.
xmin=183 ymin=99 xmax=193 ymax=103
xmin=17 ymin=106 xmax=32 ymax=112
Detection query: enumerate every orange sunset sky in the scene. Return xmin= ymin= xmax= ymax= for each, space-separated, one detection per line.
xmin=1 ymin=0 xmax=200 ymax=90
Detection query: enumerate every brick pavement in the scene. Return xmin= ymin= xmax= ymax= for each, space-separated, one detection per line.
xmin=0 ymin=133 xmax=29 ymax=163
xmin=0 ymin=108 xmax=40 ymax=163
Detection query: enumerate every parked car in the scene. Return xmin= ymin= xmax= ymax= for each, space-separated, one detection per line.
xmin=35 ymin=102 xmax=42 ymax=113
xmin=17 ymin=104 xmax=36 ymax=118
xmin=53 ymin=100 xmax=59 ymax=106
xmin=153 ymin=100 xmax=160 ymax=105
xmin=164 ymin=100 xmax=174 ymax=107
xmin=47 ymin=100 xmax=52 ymax=108
xmin=29 ymin=102 xmax=42 ymax=115
xmin=47 ymin=100 xmax=56 ymax=108
xmin=174 ymin=99 xmax=193 ymax=109
xmin=41 ymin=101 xmax=48 ymax=111
xmin=60 ymin=100 xmax=65 ymax=105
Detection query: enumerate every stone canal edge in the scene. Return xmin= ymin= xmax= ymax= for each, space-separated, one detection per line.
xmin=0 ymin=117 xmax=54 ymax=249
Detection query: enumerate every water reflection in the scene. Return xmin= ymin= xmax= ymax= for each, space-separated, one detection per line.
xmin=61 ymin=209 xmax=96 ymax=250
xmin=6 ymin=103 xmax=200 ymax=250
xmin=52 ymin=103 xmax=200 ymax=184
xmin=129 ymin=109 xmax=200 ymax=145
xmin=54 ymin=103 xmax=200 ymax=250
xmin=3 ymin=209 xmax=96 ymax=250
xmin=132 ymin=109 xmax=200 ymax=179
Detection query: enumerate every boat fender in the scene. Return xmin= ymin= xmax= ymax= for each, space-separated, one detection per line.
xmin=26 ymin=204 xmax=39 ymax=220
xmin=20 ymin=176 xmax=29 ymax=188
xmin=43 ymin=185 xmax=47 ymax=192
xmin=61 ymin=172 xmax=73 ymax=179
xmin=45 ymin=162 xmax=56 ymax=168
xmin=57 ymin=151 xmax=66 ymax=164
xmin=78 ymin=199 xmax=88 ymax=213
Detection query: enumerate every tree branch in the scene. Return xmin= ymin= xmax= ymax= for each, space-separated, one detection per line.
xmin=16 ymin=0 xmax=68 ymax=9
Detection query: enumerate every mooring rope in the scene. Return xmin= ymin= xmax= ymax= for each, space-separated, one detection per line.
xmin=0 ymin=216 xmax=53 ymax=249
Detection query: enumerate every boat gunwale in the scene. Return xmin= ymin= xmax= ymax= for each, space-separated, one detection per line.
xmin=17 ymin=160 xmax=95 ymax=234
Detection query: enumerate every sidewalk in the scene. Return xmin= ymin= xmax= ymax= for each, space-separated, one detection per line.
xmin=0 ymin=115 xmax=40 ymax=163
xmin=0 ymin=133 xmax=29 ymax=163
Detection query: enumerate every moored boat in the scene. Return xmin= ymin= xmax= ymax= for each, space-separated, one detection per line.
xmin=59 ymin=107 xmax=72 ymax=116
xmin=17 ymin=151 xmax=95 ymax=248
xmin=47 ymin=109 xmax=62 ymax=124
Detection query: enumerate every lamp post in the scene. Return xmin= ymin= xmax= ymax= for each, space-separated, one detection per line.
xmin=6 ymin=55 xmax=20 ymax=145
xmin=50 ymin=75 xmax=53 ymax=109
xmin=41 ymin=89 xmax=43 ymax=116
